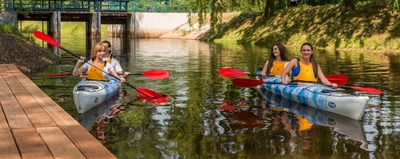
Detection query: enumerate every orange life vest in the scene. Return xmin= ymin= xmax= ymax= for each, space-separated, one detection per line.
xmin=270 ymin=61 xmax=285 ymax=76
xmin=294 ymin=114 xmax=313 ymax=131
xmin=292 ymin=59 xmax=317 ymax=83
xmin=85 ymin=61 xmax=108 ymax=81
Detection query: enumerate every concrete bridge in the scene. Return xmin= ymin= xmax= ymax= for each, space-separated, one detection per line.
xmin=0 ymin=0 xmax=200 ymax=56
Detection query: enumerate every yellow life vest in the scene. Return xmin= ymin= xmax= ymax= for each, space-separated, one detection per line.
xmin=270 ymin=61 xmax=285 ymax=76
xmin=293 ymin=60 xmax=317 ymax=83
xmin=85 ymin=62 xmax=108 ymax=81
xmin=105 ymin=54 xmax=113 ymax=63
xmin=294 ymin=114 xmax=313 ymax=131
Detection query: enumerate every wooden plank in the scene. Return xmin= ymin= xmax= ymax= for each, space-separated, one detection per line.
xmin=3 ymin=64 xmax=116 ymax=158
xmin=0 ymin=103 xmax=9 ymax=130
xmin=37 ymin=127 xmax=85 ymax=159
xmin=6 ymin=64 xmax=78 ymax=126
xmin=61 ymin=125 xmax=117 ymax=159
xmin=12 ymin=128 xmax=53 ymax=159
xmin=0 ymin=67 xmax=33 ymax=129
xmin=0 ymin=129 xmax=20 ymax=159
xmin=0 ymin=72 xmax=8 ymax=130
xmin=3 ymin=69 xmax=56 ymax=127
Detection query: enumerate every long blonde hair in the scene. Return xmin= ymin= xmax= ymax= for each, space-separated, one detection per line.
xmin=91 ymin=43 xmax=106 ymax=61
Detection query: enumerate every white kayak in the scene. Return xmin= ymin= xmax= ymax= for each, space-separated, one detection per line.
xmin=73 ymin=79 xmax=121 ymax=113
xmin=260 ymin=89 xmax=367 ymax=150
xmin=258 ymin=76 xmax=369 ymax=120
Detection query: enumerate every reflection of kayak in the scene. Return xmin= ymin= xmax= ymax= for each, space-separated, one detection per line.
xmin=73 ymin=97 xmax=117 ymax=130
xmin=259 ymin=76 xmax=369 ymax=120
xmin=260 ymin=87 xmax=368 ymax=149
xmin=73 ymin=79 xmax=121 ymax=113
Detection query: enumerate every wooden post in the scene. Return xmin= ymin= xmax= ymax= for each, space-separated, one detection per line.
xmin=50 ymin=11 xmax=61 ymax=56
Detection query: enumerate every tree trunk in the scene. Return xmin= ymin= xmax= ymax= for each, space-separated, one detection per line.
xmin=263 ymin=0 xmax=275 ymax=18
xmin=343 ymin=0 xmax=356 ymax=11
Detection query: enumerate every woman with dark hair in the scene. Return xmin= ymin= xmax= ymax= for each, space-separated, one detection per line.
xmin=261 ymin=43 xmax=289 ymax=77
xmin=281 ymin=42 xmax=337 ymax=88
xmin=102 ymin=40 xmax=130 ymax=77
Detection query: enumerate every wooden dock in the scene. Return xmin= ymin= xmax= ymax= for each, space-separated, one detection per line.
xmin=0 ymin=64 xmax=116 ymax=159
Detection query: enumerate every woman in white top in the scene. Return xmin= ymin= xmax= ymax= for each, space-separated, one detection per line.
xmin=102 ymin=40 xmax=130 ymax=77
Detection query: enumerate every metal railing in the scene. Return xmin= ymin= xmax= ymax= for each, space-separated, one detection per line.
xmin=1 ymin=0 xmax=190 ymax=13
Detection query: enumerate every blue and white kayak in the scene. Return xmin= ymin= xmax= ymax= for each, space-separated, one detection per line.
xmin=260 ymin=89 xmax=367 ymax=149
xmin=258 ymin=76 xmax=369 ymax=120
xmin=73 ymin=79 xmax=121 ymax=113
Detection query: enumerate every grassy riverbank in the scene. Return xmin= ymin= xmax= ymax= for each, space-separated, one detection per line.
xmin=210 ymin=1 xmax=400 ymax=53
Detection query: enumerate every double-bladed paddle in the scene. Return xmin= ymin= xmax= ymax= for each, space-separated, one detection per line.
xmin=219 ymin=68 xmax=260 ymax=77
xmin=232 ymin=78 xmax=284 ymax=87
xmin=324 ymin=74 xmax=348 ymax=86
xmin=41 ymin=69 xmax=169 ymax=80
xmin=232 ymin=78 xmax=383 ymax=94
xmin=33 ymin=31 xmax=163 ymax=98
xmin=219 ymin=67 xmax=349 ymax=85
xmin=324 ymin=85 xmax=383 ymax=94
xmin=41 ymin=72 xmax=69 ymax=77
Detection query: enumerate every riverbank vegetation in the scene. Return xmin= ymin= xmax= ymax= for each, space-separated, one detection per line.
xmin=197 ymin=0 xmax=400 ymax=52
xmin=0 ymin=23 xmax=61 ymax=74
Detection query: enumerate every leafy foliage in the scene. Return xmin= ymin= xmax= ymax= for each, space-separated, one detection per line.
xmin=190 ymin=0 xmax=399 ymax=36
xmin=0 ymin=23 xmax=19 ymax=34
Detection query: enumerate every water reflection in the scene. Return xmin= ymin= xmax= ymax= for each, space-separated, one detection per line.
xmin=29 ymin=37 xmax=400 ymax=158
xmin=74 ymin=88 xmax=129 ymax=143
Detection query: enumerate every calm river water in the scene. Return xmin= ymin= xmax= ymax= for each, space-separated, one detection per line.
xmin=29 ymin=37 xmax=400 ymax=158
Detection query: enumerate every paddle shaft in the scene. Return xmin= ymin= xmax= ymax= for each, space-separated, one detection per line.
xmin=44 ymin=72 xmax=156 ymax=76
xmin=247 ymin=74 xmax=262 ymax=76
xmin=61 ymin=46 xmax=138 ymax=89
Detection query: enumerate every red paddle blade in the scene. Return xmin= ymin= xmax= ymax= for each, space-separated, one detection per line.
xmin=136 ymin=87 xmax=163 ymax=98
xmin=232 ymin=78 xmax=266 ymax=87
xmin=41 ymin=72 xmax=68 ymax=77
xmin=136 ymin=95 xmax=169 ymax=106
xmin=33 ymin=31 xmax=60 ymax=48
xmin=351 ymin=86 xmax=383 ymax=94
xmin=142 ymin=70 xmax=169 ymax=80
xmin=326 ymin=74 xmax=348 ymax=86
xmin=219 ymin=104 xmax=238 ymax=111
xmin=219 ymin=68 xmax=247 ymax=77
xmin=149 ymin=96 xmax=169 ymax=105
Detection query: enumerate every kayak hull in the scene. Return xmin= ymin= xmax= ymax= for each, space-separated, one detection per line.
xmin=73 ymin=79 xmax=121 ymax=113
xmin=259 ymin=77 xmax=369 ymax=120
xmin=261 ymin=90 xmax=367 ymax=149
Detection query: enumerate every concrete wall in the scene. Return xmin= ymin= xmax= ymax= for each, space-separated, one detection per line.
xmin=129 ymin=12 xmax=190 ymax=38
xmin=0 ymin=11 xmax=17 ymax=27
